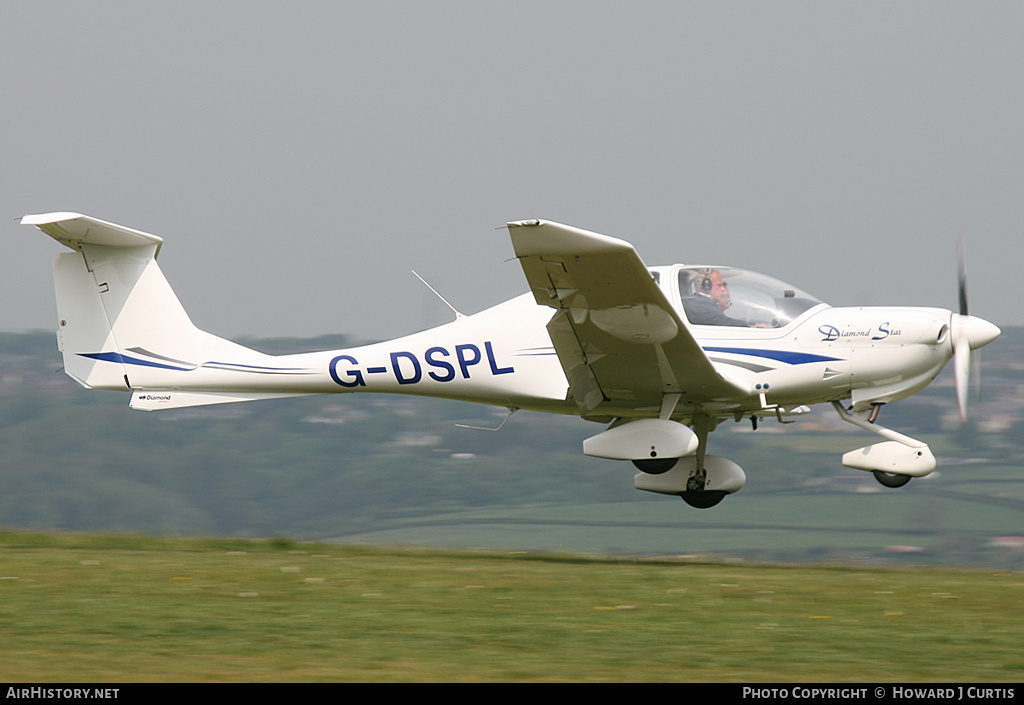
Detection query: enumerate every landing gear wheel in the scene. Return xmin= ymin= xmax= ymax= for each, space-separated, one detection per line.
xmin=681 ymin=491 xmax=726 ymax=509
xmin=632 ymin=457 xmax=678 ymax=474
xmin=872 ymin=470 xmax=912 ymax=488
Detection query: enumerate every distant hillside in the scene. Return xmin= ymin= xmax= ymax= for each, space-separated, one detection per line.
xmin=1 ymin=329 xmax=1021 ymax=568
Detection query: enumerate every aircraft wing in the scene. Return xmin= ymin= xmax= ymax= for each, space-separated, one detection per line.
xmin=508 ymin=220 xmax=752 ymax=418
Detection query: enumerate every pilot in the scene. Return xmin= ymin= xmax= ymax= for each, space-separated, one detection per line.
xmin=684 ymin=268 xmax=742 ymax=326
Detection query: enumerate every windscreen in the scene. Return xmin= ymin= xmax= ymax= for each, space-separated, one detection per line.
xmin=679 ymin=267 xmax=823 ymax=328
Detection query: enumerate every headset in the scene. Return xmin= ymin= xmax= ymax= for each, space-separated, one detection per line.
xmin=699 ymin=268 xmax=714 ymax=293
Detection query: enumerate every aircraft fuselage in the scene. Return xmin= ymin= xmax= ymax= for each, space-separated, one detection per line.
xmin=124 ymin=289 xmax=957 ymax=422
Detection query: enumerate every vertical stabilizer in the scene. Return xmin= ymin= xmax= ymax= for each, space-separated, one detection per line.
xmin=24 ymin=213 xmax=249 ymax=391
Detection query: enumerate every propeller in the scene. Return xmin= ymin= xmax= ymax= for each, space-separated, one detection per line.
xmin=951 ymin=237 xmax=1000 ymax=424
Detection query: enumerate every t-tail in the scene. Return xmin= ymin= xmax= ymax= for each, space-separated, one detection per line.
xmin=24 ymin=212 xmax=316 ymax=410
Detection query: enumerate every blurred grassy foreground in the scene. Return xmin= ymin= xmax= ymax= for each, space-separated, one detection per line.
xmin=0 ymin=531 xmax=1020 ymax=682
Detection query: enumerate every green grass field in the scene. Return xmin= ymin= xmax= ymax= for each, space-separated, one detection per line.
xmin=0 ymin=532 xmax=1020 ymax=682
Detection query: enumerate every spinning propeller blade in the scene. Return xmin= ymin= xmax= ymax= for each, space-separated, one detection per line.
xmin=951 ymin=237 xmax=1000 ymax=424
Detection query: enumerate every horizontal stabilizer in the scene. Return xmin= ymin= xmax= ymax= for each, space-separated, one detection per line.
xmin=22 ymin=212 xmax=163 ymax=253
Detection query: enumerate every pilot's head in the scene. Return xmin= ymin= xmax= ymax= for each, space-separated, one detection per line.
xmin=701 ymin=269 xmax=731 ymax=311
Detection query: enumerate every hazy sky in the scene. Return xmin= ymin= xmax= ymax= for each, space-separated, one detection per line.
xmin=5 ymin=2 xmax=1022 ymax=342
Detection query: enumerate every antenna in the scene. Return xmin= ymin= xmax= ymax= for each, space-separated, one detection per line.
xmin=455 ymin=406 xmax=518 ymax=431
xmin=411 ymin=270 xmax=464 ymax=320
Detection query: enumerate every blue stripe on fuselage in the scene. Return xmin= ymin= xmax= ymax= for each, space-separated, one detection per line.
xmin=79 ymin=352 xmax=192 ymax=371
xmin=702 ymin=347 xmax=841 ymax=365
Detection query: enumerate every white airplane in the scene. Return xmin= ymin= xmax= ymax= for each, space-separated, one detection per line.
xmin=23 ymin=213 xmax=1001 ymax=508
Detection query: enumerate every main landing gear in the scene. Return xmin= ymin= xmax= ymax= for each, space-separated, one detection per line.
xmin=630 ymin=413 xmax=747 ymax=508
xmin=630 ymin=458 xmax=732 ymax=510
xmin=678 ymin=414 xmax=726 ymax=508
xmin=583 ymin=408 xmax=746 ymax=508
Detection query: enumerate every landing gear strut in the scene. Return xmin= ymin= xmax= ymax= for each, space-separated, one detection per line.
xmin=632 ymin=412 xmax=746 ymax=507
xmin=681 ymin=413 xmax=715 ymax=505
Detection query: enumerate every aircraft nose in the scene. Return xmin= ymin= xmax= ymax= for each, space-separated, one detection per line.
xmin=954 ymin=314 xmax=1001 ymax=350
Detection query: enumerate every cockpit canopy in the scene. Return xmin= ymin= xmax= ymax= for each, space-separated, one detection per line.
xmin=678 ymin=266 xmax=824 ymax=328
